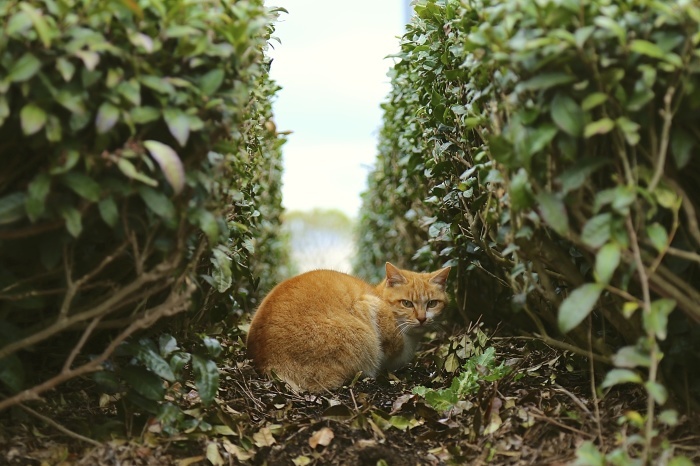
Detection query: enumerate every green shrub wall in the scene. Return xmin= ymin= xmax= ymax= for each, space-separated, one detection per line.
xmin=357 ymin=0 xmax=700 ymax=404
xmin=0 ymin=0 xmax=288 ymax=410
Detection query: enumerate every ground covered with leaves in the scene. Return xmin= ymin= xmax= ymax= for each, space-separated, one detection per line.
xmin=2 ymin=323 xmax=699 ymax=466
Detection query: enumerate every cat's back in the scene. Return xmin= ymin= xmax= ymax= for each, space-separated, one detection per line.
xmin=246 ymin=269 xmax=376 ymax=368
xmin=255 ymin=269 xmax=372 ymax=314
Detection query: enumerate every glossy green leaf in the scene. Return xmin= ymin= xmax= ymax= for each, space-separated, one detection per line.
xmin=670 ymin=128 xmax=695 ymax=169
xmin=558 ymin=283 xmax=603 ymax=333
xmin=136 ymin=346 xmax=176 ymax=382
xmin=601 ymin=368 xmax=642 ymax=389
xmin=143 ymin=140 xmax=186 ymax=194
xmin=199 ymin=69 xmax=225 ymax=96
xmin=26 ymin=173 xmax=51 ymax=221
xmin=98 ymin=197 xmax=119 ymax=227
xmin=138 ymin=186 xmax=176 ymax=222
xmin=581 ymin=213 xmax=612 ymax=248
xmin=645 ymin=299 xmax=675 ymax=340
xmin=0 ymin=192 xmax=27 ymax=225
xmin=616 ymin=117 xmax=640 ymax=146
xmin=202 ymin=336 xmax=222 ymax=358
xmin=130 ymin=106 xmax=161 ymax=124
xmin=20 ymin=104 xmax=47 ymax=135
xmin=59 ymin=204 xmax=82 ymax=237
xmin=646 ymin=223 xmax=668 ymax=252
xmin=96 ymin=102 xmax=119 ymax=133
xmin=19 ymin=3 xmax=53 ymax=47
xmin=192 ymin=355 xmax=219 ymax=406
xmin=163 ymin=108 xmax=190 ymax=147
xmin=580 ymin=92 xmax=607 ymax=111
xmin=159 ymin=334 xmax=179 ymax=358
xmin=61 ymin=172 xmax=101 ymax=202
xmin=121 ymin=366 xmax=165 ymax=401
xmin=573 ymin=441 xmax=604 ymax=466
xmin=584 ymin=118 xmax=614 ymax=138
xmin=169 ymin=352 xmax=191 ymax=376
xmin=612 ymin=345 xmax=651 ymax=368
xmin=56 ymin=57 xmax=76 ymax=81
xmin=117 ymin=158 xmax=159 ymax=187
xmin=645 ymin=381 xmax=668 ymax=405
xmin=629 ymin=39 xmax=665 ymax=59
xmin=551 ymin=93 xmax=583 ymax=136
xmin=7 ymin=53 xmax=42 ymax=82
xmin=535 ymin=192 xmax=569 ymax=236
xmin=520 ymin=73 xmax=575 ymax=91
xmin=594 ymin=243 xmax=620 ymax=285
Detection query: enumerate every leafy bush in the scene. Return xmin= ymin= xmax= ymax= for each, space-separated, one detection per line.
xmin=0 ymin=0 xmax=288 ymax=413
xmin=358 ymin=0 xmax=700 ymax=461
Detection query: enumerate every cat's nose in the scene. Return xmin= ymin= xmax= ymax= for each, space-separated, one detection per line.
xmin=416 ymin=315 xmax=426 ymax=325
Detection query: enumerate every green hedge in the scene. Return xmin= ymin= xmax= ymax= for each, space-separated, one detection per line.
xmin=0 ymin=0 xmax=288 ymax=411
xmin=357 ymin=0 xmax=700 ymax=410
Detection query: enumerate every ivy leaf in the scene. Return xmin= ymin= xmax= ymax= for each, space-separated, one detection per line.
xmin=20 ymin=104 xmax=47 ymax=135
xmin=558 ymin=283 xmax=603 ymax=333
xmin=143 ymin=140 xmax=186 ymax=194
xmin=192 ymin=355 xmax=219 ymax=406
xmin=551 ymin=93 xmax=583 ymax=136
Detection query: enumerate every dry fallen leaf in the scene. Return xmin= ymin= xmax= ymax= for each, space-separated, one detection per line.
xmin=308 ymin=427 xmax=334 ymax=448
xmin=205 ymin=442 xmax=224 ymax=466
xmin=253 ymin=426 xmax=276 ymax=447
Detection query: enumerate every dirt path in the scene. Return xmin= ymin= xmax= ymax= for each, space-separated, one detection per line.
xmin=2 ymin=325 xmax=699 ymax=465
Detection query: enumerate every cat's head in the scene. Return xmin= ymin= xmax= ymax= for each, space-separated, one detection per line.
xmin=381 ymin=262 xmax=451 ymax=334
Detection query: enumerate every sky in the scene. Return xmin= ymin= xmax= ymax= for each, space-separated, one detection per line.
xmin=266 ymin=1 xmax=408 ymax=219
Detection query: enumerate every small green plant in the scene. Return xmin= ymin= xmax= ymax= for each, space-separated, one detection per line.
xmin=413 ymin=347 xmax=511 ymax=413
xmin=94 ymin=334 xmax=222 ymax=436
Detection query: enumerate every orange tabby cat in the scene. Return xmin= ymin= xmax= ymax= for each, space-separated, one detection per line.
xmin=246 ymin=262 xmax=450 ymax=392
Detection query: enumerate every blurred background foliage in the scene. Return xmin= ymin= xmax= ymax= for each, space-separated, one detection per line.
xmin=0 ymin=0 xmax=289 ymax=415
xmin=356 ymin=0 xmax=700 ymax=410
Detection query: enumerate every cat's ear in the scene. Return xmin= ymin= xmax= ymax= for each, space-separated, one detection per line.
xmin=429 ymin=266 xmax=451 ymax=288
xmin=385 ymin=262 xmax=408 ymax=287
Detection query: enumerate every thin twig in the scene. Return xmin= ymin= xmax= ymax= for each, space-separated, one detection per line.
xmin=62 ymin=316 xmax=102 ymax=373
xmin=0 ymin=282 xmax=194 ymax=412
xmin=19 ymin=403 xmax=102 ymax=447
xmin=626 ymin=216 xmax=656 ymax=465
xmin=648 ymin=86 xmax=675 ymax=191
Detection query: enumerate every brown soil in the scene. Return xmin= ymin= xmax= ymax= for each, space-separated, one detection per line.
xmin=1 ymin=324 xmax=699 ymax=465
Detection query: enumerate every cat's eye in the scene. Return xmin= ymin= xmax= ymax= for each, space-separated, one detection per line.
xmin=427 ymin=300 xmax=440 ymax=308
xmin=401 ymin=300 xmax=414 ymax=308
